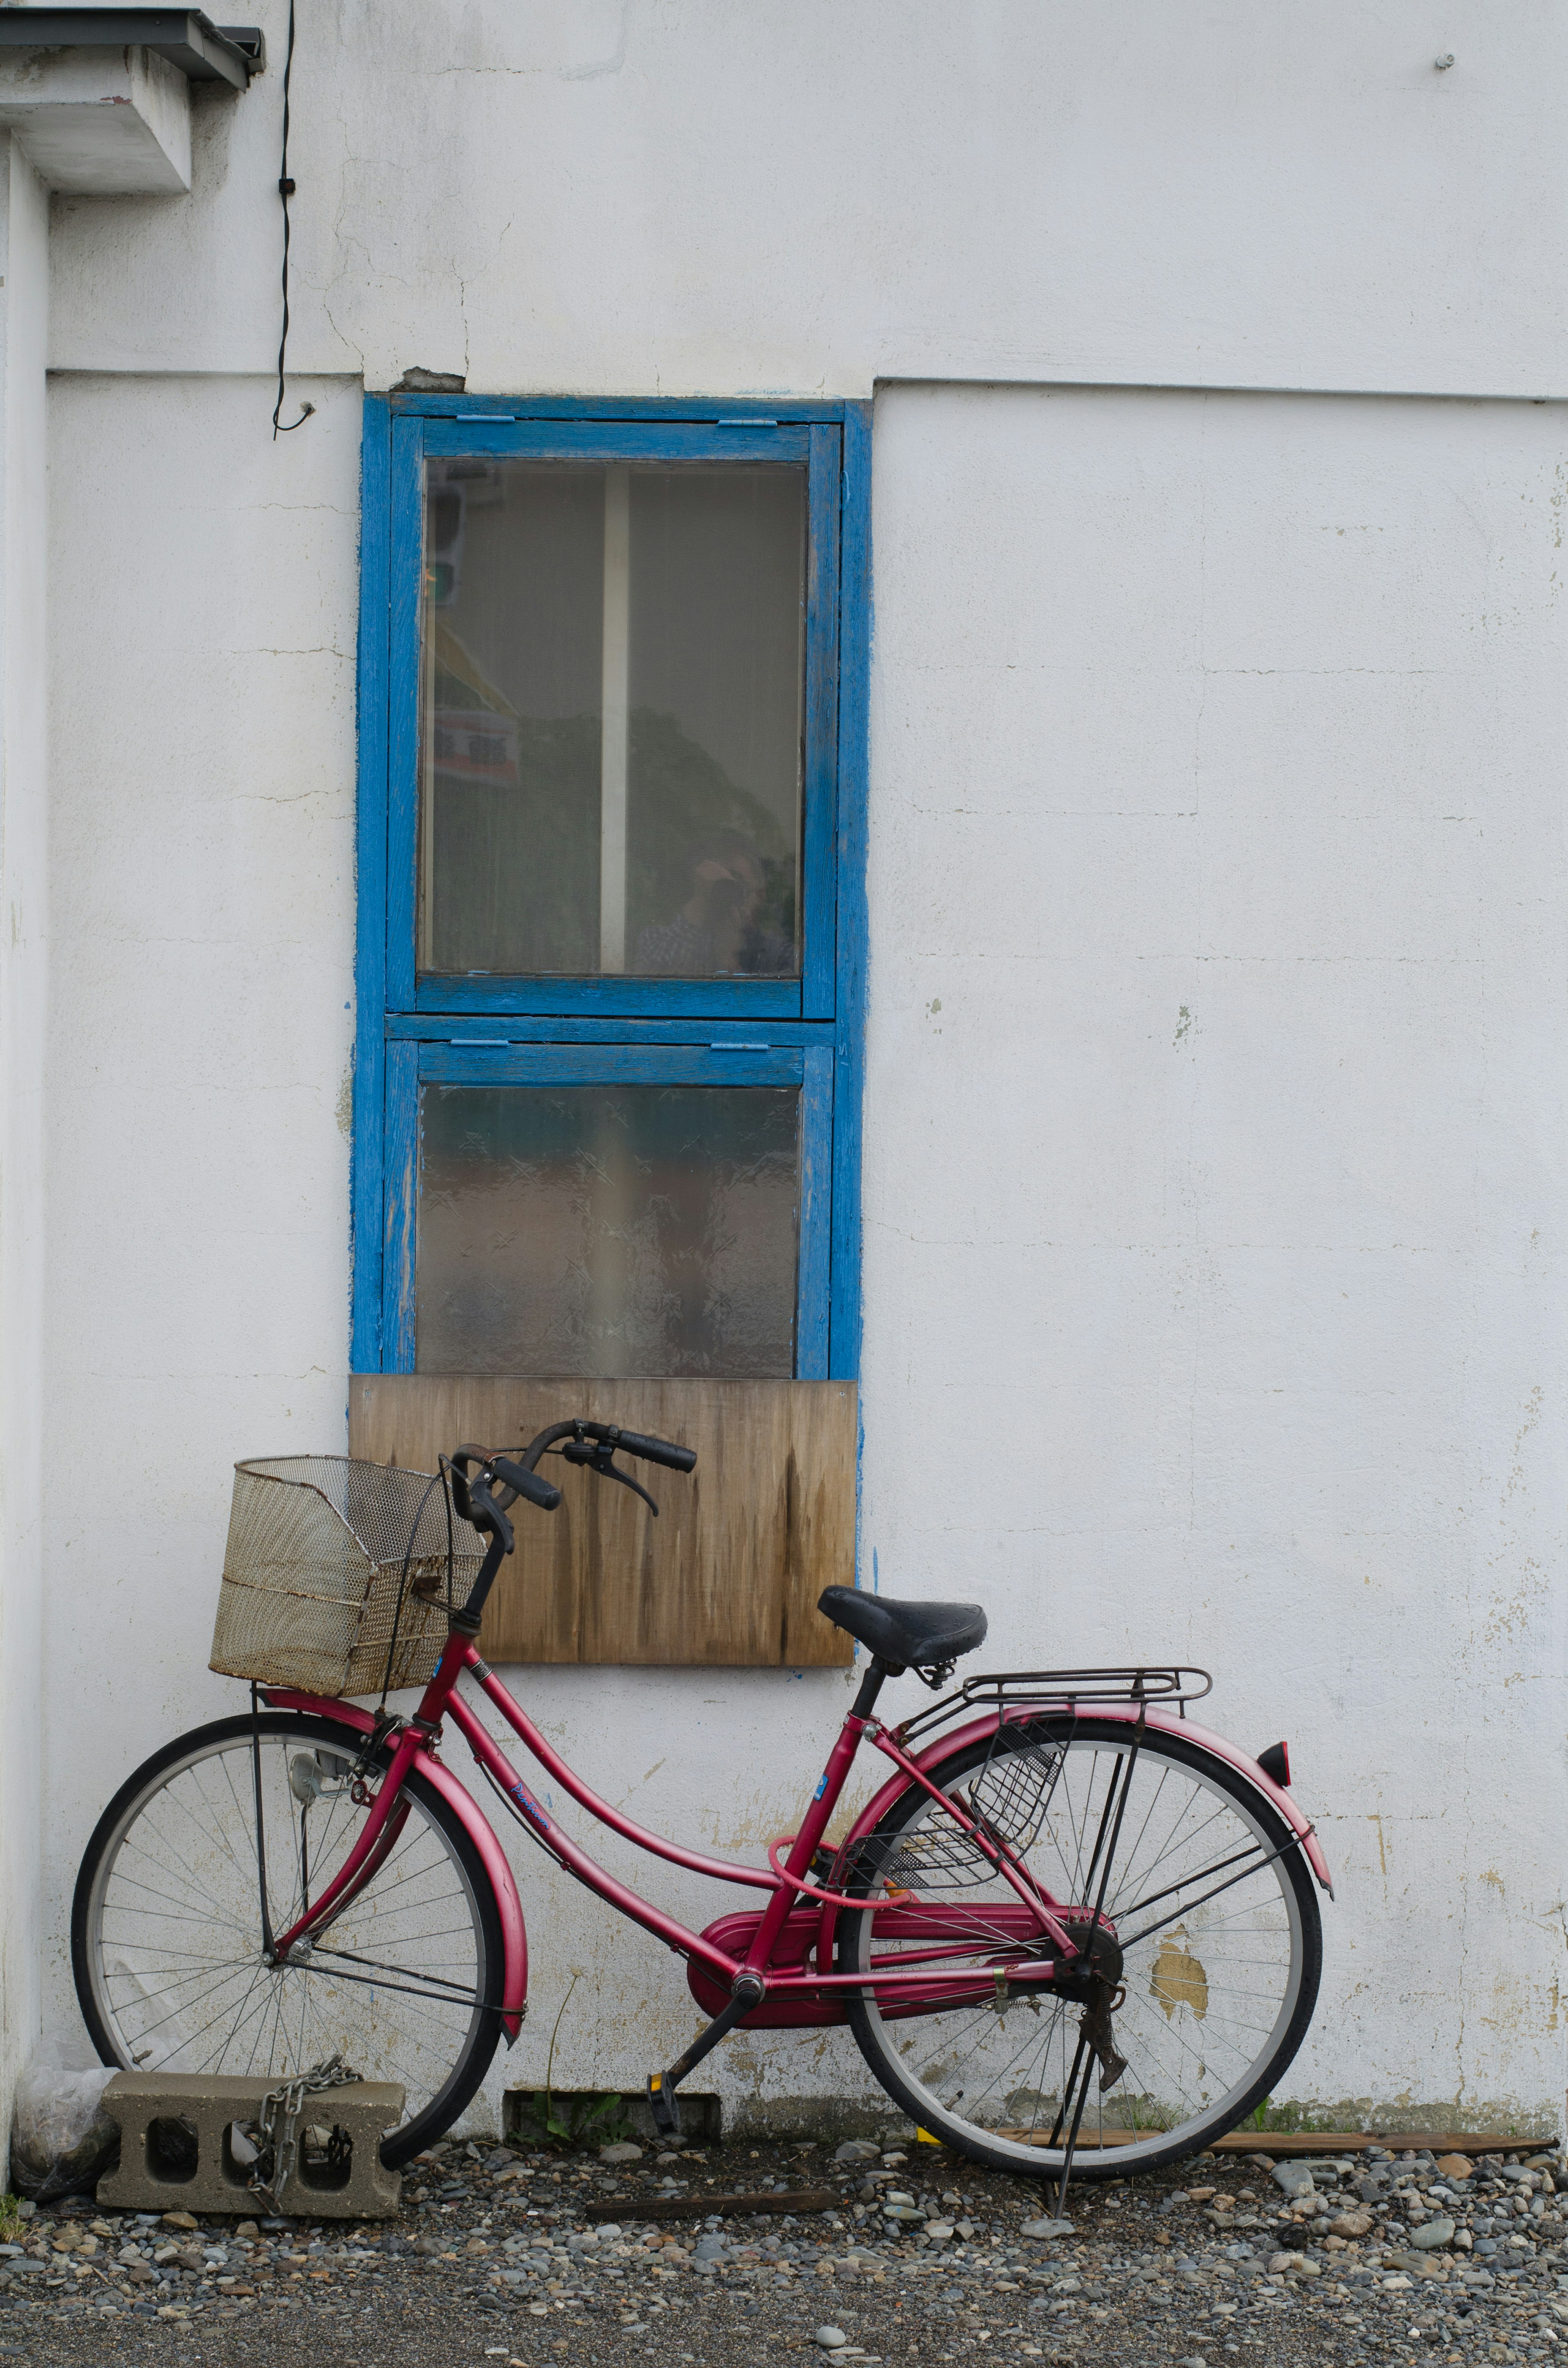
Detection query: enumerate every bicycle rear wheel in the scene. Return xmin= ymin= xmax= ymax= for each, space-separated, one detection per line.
xmin=838 ymin=1717 xmax=1321 ymax=2177
xmin=72 ymin=1710 xmax=505 ymax=2167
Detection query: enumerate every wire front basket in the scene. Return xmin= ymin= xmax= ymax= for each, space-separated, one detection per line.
xmin=208 ymin=1457 xmax=484 ymax=1699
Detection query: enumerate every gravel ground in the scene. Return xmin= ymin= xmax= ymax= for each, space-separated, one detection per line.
xmin=4 ymin=2127 xmax=1565 ymax=2367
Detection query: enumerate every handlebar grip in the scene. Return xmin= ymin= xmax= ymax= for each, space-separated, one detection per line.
xmin=464 ymin=1479 xmax=514 ymax=1555
xmin=612 ymin=1429 xmax=697 ymax=1474
xmin=491 ymin=1455 xmax=563 ymax=1512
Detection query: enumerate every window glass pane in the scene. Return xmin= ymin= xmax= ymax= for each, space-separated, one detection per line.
xmin=423 ymin=465 xmax=604 ymax=974
xmin=416 ymin=1084 xmax=800 ymax=1377
xmin=420 ymin=460 xmax=805 ymax=980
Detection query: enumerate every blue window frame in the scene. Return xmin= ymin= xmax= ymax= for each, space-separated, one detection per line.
xmin=351 ymin=395 xmax=869 ymax=1383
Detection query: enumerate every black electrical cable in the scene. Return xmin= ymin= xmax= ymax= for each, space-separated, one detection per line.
xmin=272 ymin=0 xmax=314 ymax=437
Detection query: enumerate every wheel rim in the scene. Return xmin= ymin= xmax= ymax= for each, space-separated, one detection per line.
xmin=843 ymin=1728 xmax=1312 ymax=2170
xmin=80 ymin=1720 xmax=491 ymax=2147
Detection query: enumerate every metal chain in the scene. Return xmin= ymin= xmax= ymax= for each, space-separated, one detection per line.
xmin=247 ymin=2054 xmax=362 ymax=2212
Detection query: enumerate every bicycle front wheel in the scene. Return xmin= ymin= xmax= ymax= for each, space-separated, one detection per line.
xmin=839 ymin=1717 xmax=1321 ymax=2177
xmin=72 ymin=1711 xmax=505 ymax=2166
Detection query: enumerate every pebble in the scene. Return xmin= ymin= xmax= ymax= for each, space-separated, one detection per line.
xmin=7 ymin=2125 xmax=1567 ymax=2367
xmin=599 ymin=2141 xmax=643 ymax=2164
xmin=834 ymin=2141 xmax=881 ymax=2163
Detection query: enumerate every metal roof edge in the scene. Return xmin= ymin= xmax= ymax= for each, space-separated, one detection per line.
xmin=0 ymin=9 xmax=262 ymax=89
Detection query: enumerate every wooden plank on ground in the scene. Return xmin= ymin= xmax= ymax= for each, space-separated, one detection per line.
xmin=1211 ymin=2129 xmax=1551 ymax=2157
xmin=998 ymin=2127 xmax=1551 ymax=2156
xmin=348 ymin=1374 xmax=856 ymax=1668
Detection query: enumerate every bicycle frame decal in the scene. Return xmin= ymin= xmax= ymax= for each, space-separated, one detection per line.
xmin=509 ymin=1784 xmax=551 ymax=1831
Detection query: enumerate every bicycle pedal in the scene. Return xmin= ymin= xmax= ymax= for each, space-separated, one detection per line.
xmin=646 ymin=2071 xmax=682 ymax=2139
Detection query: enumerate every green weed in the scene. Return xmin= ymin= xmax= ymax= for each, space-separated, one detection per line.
xmin=509 ymin=1974 xmax=630 ymax=2152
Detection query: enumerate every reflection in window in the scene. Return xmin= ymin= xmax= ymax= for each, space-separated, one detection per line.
xmin=419 ymin=462 xmax=805 ymax=980
xmin=416 ymin=1085 xmax=800 ymax=1377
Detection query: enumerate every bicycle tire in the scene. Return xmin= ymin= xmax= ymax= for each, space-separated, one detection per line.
xmin=838 ymin=1716 xmax=1322 ymax=2179
xmin=72 ymin=1710 xmax=506 ymax=2168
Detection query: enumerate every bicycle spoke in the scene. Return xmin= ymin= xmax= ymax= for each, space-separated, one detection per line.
xmin=81 ymin=1719 xmax=494 ymax=2151
xmin=842 ymin=1721 xmax=1314 ymax=2169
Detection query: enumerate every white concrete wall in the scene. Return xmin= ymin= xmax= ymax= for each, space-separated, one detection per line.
xmin=0 ymin=134 xmax=51 ymax=2152
xmin=40 ymin=368 xmax=362 ymax=2024
xmin=863 ymin=382 xmax=1568 ymax=2125
xmin=41 ymin=370 xmax=1568 ymax=2136
xmin=30 ymin=0 xmax=1568 ymax=2137
xmin=46 ymin=0 xmax=1568 ymax=399
xmin=34 ymin=349 xmax=886 ymax=2109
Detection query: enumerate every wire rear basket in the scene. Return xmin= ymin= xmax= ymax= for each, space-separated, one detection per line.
xmin=208 ymin=1457 xmax=484 ymax=1699
xmin=966 ymin=1715 xmax=1071 ymax=1851
xmin=833 ymin=1716 xmax=1072 ymax=1895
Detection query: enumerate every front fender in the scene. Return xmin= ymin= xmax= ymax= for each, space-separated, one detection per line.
xmin=816 ymin=1698 xmax=1332 ymax=1965
xmin=262 ymin=1688 xmax=527 ymax=2040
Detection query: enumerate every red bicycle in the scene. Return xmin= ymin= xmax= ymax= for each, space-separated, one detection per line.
xmin=73 ymin=1422 xmax=1330 ymax=2185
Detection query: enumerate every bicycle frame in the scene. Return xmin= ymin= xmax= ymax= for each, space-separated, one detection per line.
xmin=262 ymin=1621 xmax=1331 ymax=2039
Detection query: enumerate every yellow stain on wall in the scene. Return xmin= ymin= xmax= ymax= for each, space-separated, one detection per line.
xmin=1150 ymin=1926 xmax=1209 ymax=2023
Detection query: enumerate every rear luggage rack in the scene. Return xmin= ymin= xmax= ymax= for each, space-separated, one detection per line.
xmin=892 ymin=1664 xmax=1212 ymax=1748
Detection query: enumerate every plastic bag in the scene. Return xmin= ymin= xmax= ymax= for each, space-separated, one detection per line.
xmin=9 ymin=2042 xmax=120 ymax=2201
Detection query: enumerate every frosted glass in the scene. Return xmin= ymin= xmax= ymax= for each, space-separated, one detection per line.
xmin=419 ymin=459 xmax=805 ymax=979
xmin=416 ymin=1085 xmax=800 ymax=1377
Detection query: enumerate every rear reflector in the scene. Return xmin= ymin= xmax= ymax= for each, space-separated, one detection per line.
xmin=1257 ymin=1741 xmax=1290 ymax=1788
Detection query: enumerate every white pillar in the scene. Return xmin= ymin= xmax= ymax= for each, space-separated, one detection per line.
xmin=0 ymin=132 xmax=50 ymax=2156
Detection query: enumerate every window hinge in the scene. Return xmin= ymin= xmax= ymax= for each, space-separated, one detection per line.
xmin=454 ymin=413 xmax=517 ymax=422
xmin=717 ymin=417 xmax=777 ymax=428
xmin=709 ymin=1041 xmax=772 ymax=1050
xmin=450 ymin=1037 xmax=511 ymax=1046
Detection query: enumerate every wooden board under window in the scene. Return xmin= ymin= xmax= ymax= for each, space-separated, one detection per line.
xmin=348 ymin=1376 xmax=856 ymax=1668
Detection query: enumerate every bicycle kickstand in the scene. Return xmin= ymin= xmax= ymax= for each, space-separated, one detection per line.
xmin=648 ymin=1975 xmax=763 ymax=2142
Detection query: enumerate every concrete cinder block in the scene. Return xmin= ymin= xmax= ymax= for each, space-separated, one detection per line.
xmin=97 ymin=2072 xmax=404 ymax=2219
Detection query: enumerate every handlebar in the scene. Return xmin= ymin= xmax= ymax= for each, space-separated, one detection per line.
xmin=440 ymin=1420 xmax=695 ymax=1629
xmin=490 ymin=1454 xmax=565 ymax=1510
xmin=447 ymin=1421 xmax=695 ymax=1546
xmin=605 ymin=1427 xmax=697 ymax=1474
xmin=447 ymin=1445 xmax=561 ymax=1545
xmin=516 ymin=1417 xmax=697 ymax=1477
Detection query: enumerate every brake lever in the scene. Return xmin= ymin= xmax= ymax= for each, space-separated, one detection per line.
xmin=560 ymin=1441 xmax=659 ymax=1517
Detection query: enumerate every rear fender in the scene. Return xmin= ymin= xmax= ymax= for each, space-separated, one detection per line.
xmin=262 ymin=1688 xmax=527 ymax=2040
xmin=816 ymin=1699 xmax=1332 ymax=1964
